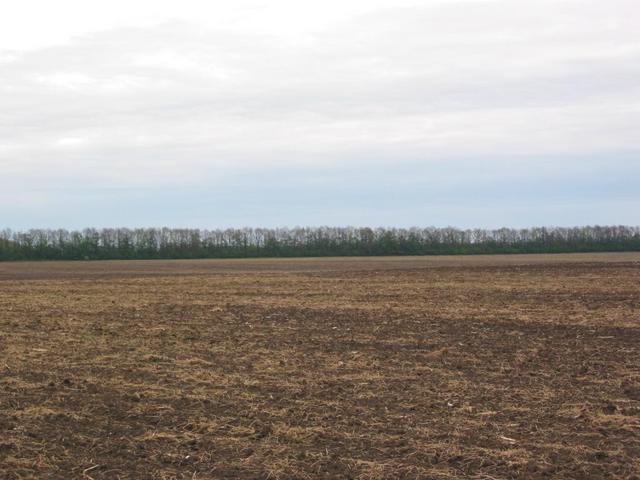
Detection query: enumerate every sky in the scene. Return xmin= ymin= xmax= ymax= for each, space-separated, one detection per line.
xmin=1 ymin=0 xmax=639 ymax=229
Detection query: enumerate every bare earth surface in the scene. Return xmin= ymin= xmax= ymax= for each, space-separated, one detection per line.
xmin=1 ymin=253 xmax=639 ymax=479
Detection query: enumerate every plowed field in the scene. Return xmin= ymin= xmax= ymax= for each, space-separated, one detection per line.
xmin=1 ymin=253 xmax=639 ymax=479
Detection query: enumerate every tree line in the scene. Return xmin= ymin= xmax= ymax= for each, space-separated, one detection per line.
xmin=1 ymin=225 xmax=639 ymax=261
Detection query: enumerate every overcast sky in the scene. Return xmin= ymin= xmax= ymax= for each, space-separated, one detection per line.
xmin=1 ymin=0 xmax=639 ymax=229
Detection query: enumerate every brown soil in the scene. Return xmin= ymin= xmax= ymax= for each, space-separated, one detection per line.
xmin=1 ymin=253 xmax=639 ymax=479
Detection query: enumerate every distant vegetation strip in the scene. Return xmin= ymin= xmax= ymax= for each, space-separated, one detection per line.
xmin=1 ymin=226 xmax=639 ymax=261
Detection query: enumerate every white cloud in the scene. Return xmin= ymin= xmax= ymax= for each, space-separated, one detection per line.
xmin=0 ymin=0 xmax=639 ymax=227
